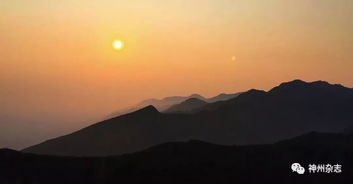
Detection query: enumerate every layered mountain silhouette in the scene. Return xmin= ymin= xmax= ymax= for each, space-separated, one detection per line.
xmin=23 ymin=80 xmax=353 ymax=156
xmin=108 ymin=94 xmax=206 ymax=117
xmin=164 ymin=98 xmax=208 ymax=113
xmin=206 ymin=92 xmax=241 ymax=103
xmin=109 ymin=93 xmax=240 ymax=117
xmin=138 ymin=94 xmax=206 ymax=111
xmin=163 ymin=93 xmax=242 ymax=114
xmin=2 ymin=132 xmax=353 ymax=184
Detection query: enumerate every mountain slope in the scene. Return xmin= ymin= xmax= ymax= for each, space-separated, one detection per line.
xmin=108 ymin=92 xmax=241 ymax=117
xmin=163 ymin=93 xmax=241 ymax=114
xmin=23 ymin=80 xmax=353 ymax=156
xmin=108 ymin=94 xmax=206 ymax=117
xmin=138 ymin=94 xmax=206 ymax=111
xmin=23 ymin=106 xmax=168 ymax=156
xmin=205 ymin=92 xmax=241 ymax=103
xmin=164 ymin=98 xmax=208 ymax=113
xmin=194 ymin=79 xmax=353 ymax=144
xmin=3 ymin=132 xmax=353 ymax=184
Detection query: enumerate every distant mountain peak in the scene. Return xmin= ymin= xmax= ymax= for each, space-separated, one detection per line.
xmin=276 ymin=79 xmax=338 ymax=88
xmin=131 ymin=105 xmax=160 ymax=115
xmin=274 ymin=79 xmax=308 ymax=89
xmin=164 ymin=98 xmax=208 ymax=113
xmin=232 ymin=89 xmax=266 ymax=102
xmin=189 ymin=94 xmax=205 ymax=99
xmin=269 ymin=79 xmax=347 ymax=93
xmin=290 ymin=79 xmax=307 ymax=83
xmin=247 ymin=89 xmax=266 ymax=94
xmin=183 ymin=98 xmax=207 ymax=104
xmin=270 ymin=79 xmax=320 ymax=92
xmin=238 ymin=89 xmax=266 ymax=97
xmin=311 ymin=80 xmax=330 ymax=85
xmin=206 ymin=92 xmax=242 ymax=103
xmin=216 ymin=93 xmax=228 ymax=97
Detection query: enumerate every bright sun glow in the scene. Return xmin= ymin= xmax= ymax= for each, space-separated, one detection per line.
xmin=113 ymin=40 xmax=124 ymax=50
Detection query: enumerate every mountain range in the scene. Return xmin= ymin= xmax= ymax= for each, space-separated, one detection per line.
xmin=108 ymin=92 xmax=241 ymax=117
xmin=164 ymin=98 xmax=208 ymax=113
xmin=2 ymin=132 xmax=353 ymax=184
xmin=22 ymin=79 xmax=353 ymax=156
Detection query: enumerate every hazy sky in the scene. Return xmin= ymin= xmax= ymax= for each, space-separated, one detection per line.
xmin=1 ymin=0 xmax=353 ymax=149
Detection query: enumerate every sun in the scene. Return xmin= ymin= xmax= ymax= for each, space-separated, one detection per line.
xmin=112 ymin=40 xmax=124 ymax=50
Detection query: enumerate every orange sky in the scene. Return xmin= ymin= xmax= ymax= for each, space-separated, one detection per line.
xmin=1 ymin=0 xmax=353 ymax=148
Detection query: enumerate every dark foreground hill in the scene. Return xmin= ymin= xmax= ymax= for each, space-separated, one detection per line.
xmin=2 ymin=132 xmax=353 ymax=184
xmin=23 ymin=80 xmax=353 ymax=156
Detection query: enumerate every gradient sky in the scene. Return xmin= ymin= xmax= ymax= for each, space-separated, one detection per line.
xmin=1 ymin=0 xmax=353 ymax=149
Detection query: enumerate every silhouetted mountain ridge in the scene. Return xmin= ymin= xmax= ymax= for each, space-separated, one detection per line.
xmin=133 ymin=94 xmax=206 ymax=111
xmin=3 ymin=132 xmax=353 ymax=183
xmin=23 ymin=79 xmax=353 ymax=156
xmin=127 ymin=105 xmax=160 ymax=116
xmin=109 ymin=92 xmax=241 ymax=117
xmin=164 ymin=98 xmax=208 ymax=113
xmin=206 ymin=93 xmax=241 ymax=103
